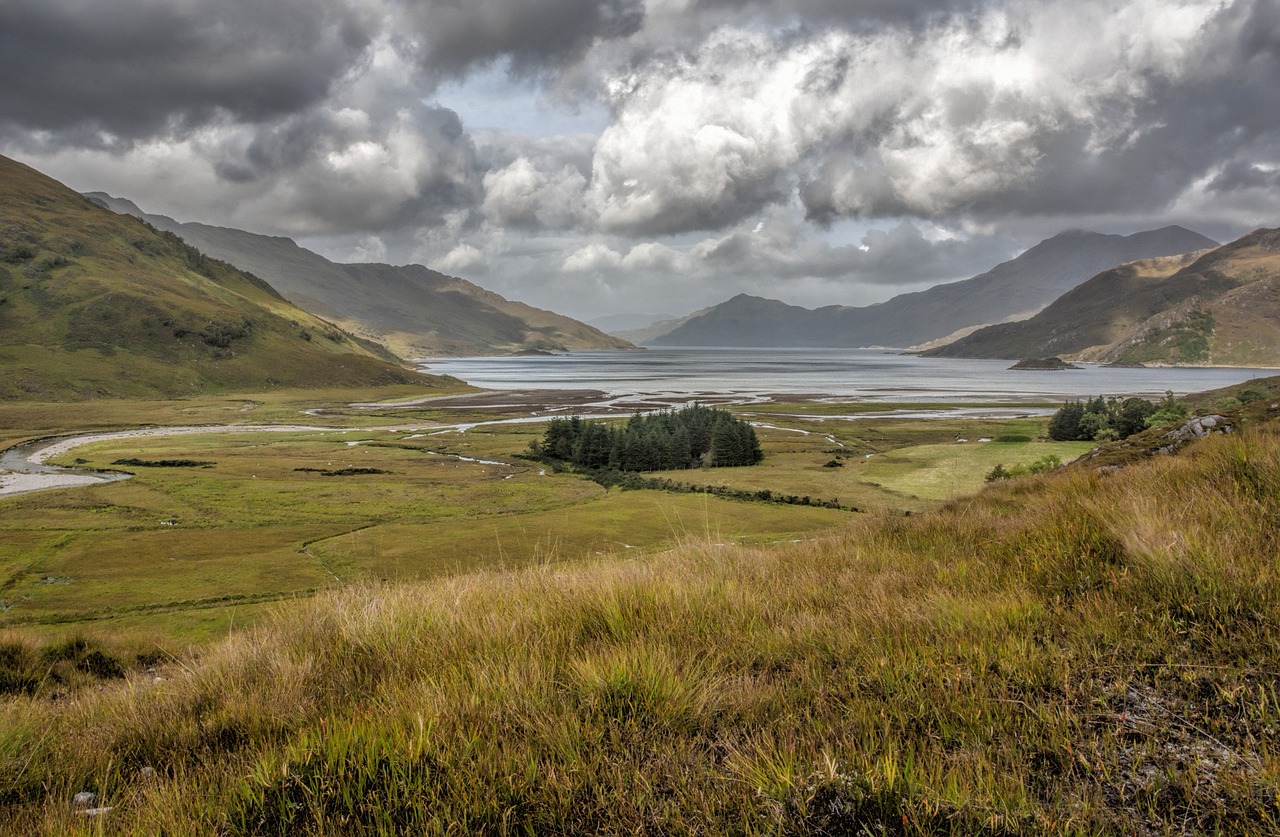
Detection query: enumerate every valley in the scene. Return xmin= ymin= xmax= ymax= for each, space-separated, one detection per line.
xmin=0 ymin=383 xmax=1098 ymax=646
xmin=2 ymin=153 xmax=1279 ymax=833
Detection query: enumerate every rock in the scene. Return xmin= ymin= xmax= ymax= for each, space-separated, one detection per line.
xmin=139 ymin=766 xmax=157 ymax=781
xmin=1163 ymin=414 xmax=1233 ymax=443
xmin=1095 ymin=465 xmax=1123 ymax=475
xmin=72 ymin=791 xmax=95 ymax=808
xmin=81 ymin=807 xmax=113 ymax=817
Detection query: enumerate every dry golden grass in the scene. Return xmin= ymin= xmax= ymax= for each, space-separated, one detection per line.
xmin=2 ymin=418 xmax=1280 ymax=834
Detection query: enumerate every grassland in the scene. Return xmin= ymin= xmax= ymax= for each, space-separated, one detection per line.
xmin=0 ymin=386 xmax=1278 ymax=833
xmin=1 ymin=392 xmax=1101 ymax=645
xmin=0 ymin=389 xmax=1100 ymax=639
xmin=0 ymin=384 xmax=1164 ymax=659
xmin=647 ymin=415 xmax=1092 ymax=512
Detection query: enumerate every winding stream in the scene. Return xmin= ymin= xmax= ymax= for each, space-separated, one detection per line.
xmin=0 ymin=398 xmax=1058 ymax=500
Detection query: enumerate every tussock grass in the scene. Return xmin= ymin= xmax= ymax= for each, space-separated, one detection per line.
xmin=3 ymin=422 xmax=1280 ymax=833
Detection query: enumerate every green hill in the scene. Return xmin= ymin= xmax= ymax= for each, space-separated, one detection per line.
xmin=0 ymin=156 xmax=434 ymax=399
xmin=925 ymin=228 xmax=1280 ymax=366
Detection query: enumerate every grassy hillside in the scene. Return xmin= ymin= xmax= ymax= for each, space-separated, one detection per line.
xmin=2 ymin=386 xmax=1279 ymax=833
xmin=1086 ymin=229 xmax=1280 ymax=366
xmin=85 ymin=195 xmax=635 ymax=359
xmin=928 ymin=228 xmax=1280 ymax=366
xmin=0 ymin=155 xmax=435 ymax=399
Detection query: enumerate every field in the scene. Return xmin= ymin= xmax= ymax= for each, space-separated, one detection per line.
xmin=0 ymin=381 xmax=1278 ymax=834
xmin=0 ymin=391 xmax=1092 ymax=649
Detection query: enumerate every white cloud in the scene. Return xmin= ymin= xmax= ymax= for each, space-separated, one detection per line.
xmin=349 ymin=234 xmax=388 ymax=262
xmin=561 ymin=242 xmax=624 ymax=271
xmin=621 ymin=241 xmax=682 ymax=271
xmin=482 ymin=156 xmax=588 ymax=229
xmin=434 ymin=243 xmax=487 ymax=274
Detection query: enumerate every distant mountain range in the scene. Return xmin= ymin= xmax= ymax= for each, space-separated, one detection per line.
xmin=0 ymin=155 xmax=431 ymax=400
xmin=643 ymin=227 xmax=1218 ymax=348
xmin=924 ymin=227 xmax=1280 ymax=366
xmin=86 ymin=195 xmax=633 ymax=359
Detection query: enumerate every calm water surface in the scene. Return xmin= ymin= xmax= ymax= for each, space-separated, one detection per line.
xmin=420 ymin=348 xmax=1278 ymax=404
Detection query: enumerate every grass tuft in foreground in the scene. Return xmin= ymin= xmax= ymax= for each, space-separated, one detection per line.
xmin=2 ymin=420 xmax=1280 ymax=833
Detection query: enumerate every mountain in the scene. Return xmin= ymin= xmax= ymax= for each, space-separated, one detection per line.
xmin=648 ymin=227 xmax=1218 ymax=347
xmin=86 ymin=195 xmax=633 ymax=359
xmin=589 ymin=311 xmax=678 ymax=335
xmin=0 ymin=155 xmax=434 ymax=400
xmin=924 ymin=228 xmax=1280 ymax=366
xmin=613 ymin=306 xmax=719 ymax=345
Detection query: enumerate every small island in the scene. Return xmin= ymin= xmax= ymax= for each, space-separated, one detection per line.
xmin=1009 ymin=356 xmax=1081 ymax=370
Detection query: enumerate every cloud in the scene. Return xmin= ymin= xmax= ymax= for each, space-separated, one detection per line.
xmin=562 ymin=242 xmax=625 ymax=271
xmin=687 ymin=215 xmax=1016 ymax=286
xmin=482 ymin=157 xmax=589 ymax=229
xmin=349 ymin=234 xmax=389 ymax=262
xmin=4 ymin=0 xmax=1278 ymax=323
xmin=394 ymin=0 xmax=644 ymax=79
xmin=622 ymin=242 xmax=682 ymax=271
xmin=434 ymin=243 xmax=488 ymax=274
xmin=6 ymin=39 xmax=484 ymax=240
xmin=0 ymin=0 xmax=385 ymax=144
xmin=580 ymin=0 xmax=1277 ymax=236
xmin=222 ymin=99 xmax=482 ymax=235
xmin=1207 ymin=162 xmax=1280 ymax=194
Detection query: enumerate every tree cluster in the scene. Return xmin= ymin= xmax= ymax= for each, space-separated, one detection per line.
xmin=1046 ymin=392 xmax=1187 ymax=442
xmin=533 ymin=406 xmax=763 ymax=472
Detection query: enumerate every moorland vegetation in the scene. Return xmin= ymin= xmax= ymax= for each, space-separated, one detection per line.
xmin=1 ymin=380 xmax=1278 ymax=833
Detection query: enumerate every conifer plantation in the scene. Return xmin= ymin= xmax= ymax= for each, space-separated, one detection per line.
xmin=533 ymin=405 xmax=764 ymax=471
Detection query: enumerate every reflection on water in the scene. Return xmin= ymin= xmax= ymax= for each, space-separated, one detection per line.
xmin=420 ymin=348 xmax=1276 ymax=403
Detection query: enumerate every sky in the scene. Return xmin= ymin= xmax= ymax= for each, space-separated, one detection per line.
xmin=3 ymin=0 xmax=1278 ymax=328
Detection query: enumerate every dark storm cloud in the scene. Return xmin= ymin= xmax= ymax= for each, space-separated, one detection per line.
xmin=692 ymin=0 xmax=990 ymax=30
xmin=393 ymin=0 xmax=645 ymax=78
xmin=1208 ymin=162 xmax=1280 ymax=194
xmin=0 ymin=0 xmax=383 ymax=143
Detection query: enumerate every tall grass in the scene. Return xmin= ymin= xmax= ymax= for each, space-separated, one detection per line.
xmin=3 ymin=423 xmax=1280 ymax=833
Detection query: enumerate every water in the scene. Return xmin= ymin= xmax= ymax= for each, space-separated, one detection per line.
xmin=419 ymin=348 xmax=1277 ymax=404
xmin=0 ymin=438 xmax=124 ymax=478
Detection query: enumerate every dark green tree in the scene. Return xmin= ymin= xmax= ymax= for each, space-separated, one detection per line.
xmin=1047 ymin=401 xmax=1084 ymax=441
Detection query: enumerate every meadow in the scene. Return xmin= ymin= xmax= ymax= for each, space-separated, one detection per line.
xmin=1 ymin=391 xmax=1085 ymax=647
xmin=0 ymin=381 xmax=1277 ymax=833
